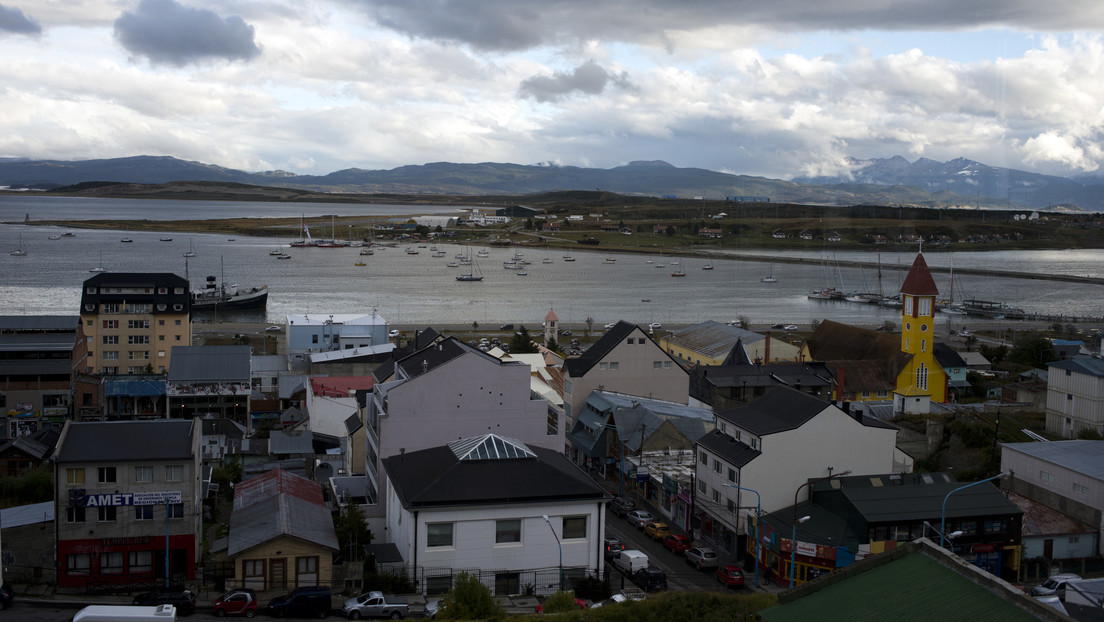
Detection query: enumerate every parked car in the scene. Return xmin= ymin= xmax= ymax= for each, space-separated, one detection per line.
xmin=132 ymin=590 xmax=196 ymax=616
xmin=771 ymin=323 xmax=785 ymax=329
xmin=388 ymin=329 xmax=401 ymax=338
xmin=610 ymin=496 xmax=635 ymax=517
xmin=499 ymin=323 xmax=514 ymax=330
xmin=559 ymin=329 xmax=572 ymax=336
xmin=644 ymin=521 xmax=670 ymax=540
xmin=213 ymin=589 xmax=257 ymax=617
xmin=648 ymin=322 xmax=662 ymax=329
xmin=264 ymin=325 xmax=283 ymax=333
xmin=685 ymin=546 xmax=720 ymax=570
xmin=341 ymin=591 xmax=410 ymax=619
xmin=626 ymin=510 xmax=654 ymax=528
xmin=716 ymin=565 xmax=746 ymax=588
xmin=604 ymin=537 xmax=626 ymax=560
xmin=590 ymin=590 xmax=645 ymax=608
xmin=611 ymin=550 xmax=650 ymax=574
xmin=1030 ymin=573 xmax=1082 ymax=599
xmin=663 ymin=534 xmax=691 ymax=553
xmin=784 ymin=324 xmax=798 ymax=331
xmin=632 ymin=567 xmax=668 ymax=592
xmin=268 ymin=586 xmax=332 ymax=618
xmin=422 ymin=600 xmax=443 ymax=620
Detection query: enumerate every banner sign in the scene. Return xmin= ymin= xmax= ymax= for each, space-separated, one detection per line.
xmin=83 ymin=491 xmax=182 ymax=507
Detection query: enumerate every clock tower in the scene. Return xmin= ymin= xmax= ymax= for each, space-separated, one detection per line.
xmin=896 ymin=252 xmax=948 ymax=408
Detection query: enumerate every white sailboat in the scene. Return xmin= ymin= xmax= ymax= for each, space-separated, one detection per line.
xmin=89 ymin=252 xmax=106 ymax=273
xmin=456 ymin=255 xmax=484 ymax=281
xmin=10 ymin=234 xmax=27 ymax=256
xmin=760 ymin=262 xmax=776 ymax=282
xmin=183 ymin=239 xmax=196 ymax=258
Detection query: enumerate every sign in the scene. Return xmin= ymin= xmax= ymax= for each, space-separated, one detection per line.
xmin=795 ymin=541 xmax=818 ymax=557
xmin=84 ymin=491 xmax=182 ymax=507
xmin=971 ymin=543 xmax=997 ymax=553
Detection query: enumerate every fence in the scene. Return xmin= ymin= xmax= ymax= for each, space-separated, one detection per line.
xmin=373 ymin=563 xmax=603 ymax=598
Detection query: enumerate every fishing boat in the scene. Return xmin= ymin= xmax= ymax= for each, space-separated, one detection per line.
xmin=563 ymin=255 xmax=575 ymax=262
xmin=62 ymin=232 xmax=76 ymax=238
xmin=456 ymin=257 xmax=484 ymax=281
xmin=604 ymin=257 xmax=617 ymax=263
xmin=446 ymin=262 xmax=459 ymax=267
xmin=277 ymin=253 xmax=292 ymax=260
xmin=354 ymin=262 xmax=367 ymax=267
xmin=10 ymin=234 xmax=27 ymax=256
xmin=503 ymin=262 xmax=523 ymax=270
xmin=190 ymin=259 xmax=269 ymax=311
xmin=48 ymin=234 xmax=60 ymax=240
xmin=542 ymin=258 xmax=553 ymax=264
xmin=517 ymin=271 xmax=528 ymax=276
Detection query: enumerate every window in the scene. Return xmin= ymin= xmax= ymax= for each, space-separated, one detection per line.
xmin=101 ymin=552 xmax=124 ymax=574
xmin=174 ymin=335 xmax=181 ymax=341
xmin=712 ymin=489 xmax=720 ymax=503
xmin=174 ymin=288 xmax=184 ymax=296
xmin=158 ymin=319 xmax=165 ymax=325
xmin=165 ymin=464 xmax=184 ymax=481
xmin=750 ymin=437 xmax=758 ymax=449
xmin=1040 ymin=470 xmax=1055 ymax=483
xmin=921 ymin=339 xmax=926 ymax=352
xmin=102 ymin=335 xmax=119 ymax=345
xmin=627 ymin=338 xmax=635 ymax=344
xmin=67 ymin=553 xmax=91 ymax=576
xmin=427 ymin=523 xmax=454 ymax=547
xmin=128 ymin=335 xmax=150 ymax=344
xmin=698 ymin=480 xmax=706 ymax=494
xmin=244 ymin=560 xmax=265 ymax=589
xmin=129 ymin=551 xmax=152 ymax=574
xmin=102 ymin=320 xmax=118 ymax=329
xmin=128 ymin=350 xmax=149 ymax=360
xmin=167 ymin=503 xmax=184 ymax=519
xmin=494 ymin=572 xmax=521 ymax=596
xmin=128 ymin=303 xmax=152 ymax=314
xmin=1073 ymin=482 xmax=1089 ymax=495
xmin=713 ymin=459 xmax=722 ymax=474
xmin=312 ymin=334 xmax=319 ymax=344
xmin=726 ymin=497 xmax=736 ymax=511
xmin=699 ymin=451 xmax=708 ymax=464
xmin=727 ymin=468 xmax=737 ymax=483
xmin=916 ymin=363 xmax=928 ymax=390
xmin=653 ymin=361 xmax=663 ymax=368
xmin=599 ymin=362 xmax=608 ymax=370
xmin=102 ymin=350 xmax=119 ymax=360
xmin=135 ymin=505 xmax=154 ymax=521
xmin=102 ymin=303 xmax=120 ymax=314
xmin=562 ymin=516 xmax=587 ymax=539
xmin=103 ymin=366 xmax=118 ymax=375
xmin=159 ymin=335 xmax=165 ymax=341
xmin=98 ymin=466 xmax=116 ymax=483
xmin=495 ymin=519 xmax=521 ymax=544
xmin=609 ymin=362 xmax=619 ymax=370
xmin=128 ymin=320 xmax=150 ymax=329
xmin=134 ymin=466 xmax=153 ymax=482
xmin=297 ymin=556 xmax=319 ymax=583
xmin=664 ymin=361 xmax=672 ymax=368
xmin=97 ymin=506 xmax=117 ymax=522
xmin=157 ymin=287 xmax=167 ymax=294
xmin=66 ymin=506 xmax=86 ymax=523
xmin=66 ymin=468 xmax=85 ymax=484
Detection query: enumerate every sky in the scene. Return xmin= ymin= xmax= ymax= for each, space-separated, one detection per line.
xmin=2 ymin=1 xmax=1104 ymax=180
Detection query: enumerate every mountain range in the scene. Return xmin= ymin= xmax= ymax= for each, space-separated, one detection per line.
xmin=0 ymin=155 xmax=1100 ymax=211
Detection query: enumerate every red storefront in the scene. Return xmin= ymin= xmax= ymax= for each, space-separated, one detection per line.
xmin=57 ymin=534 xmax=196 ymax=588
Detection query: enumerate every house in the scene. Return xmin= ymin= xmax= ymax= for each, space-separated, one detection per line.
xmin=1045 ymin=357 xmax=1104 ymax=438
xmin=934 ymin=343 xmax=971 ymax=401
xmin=1006 ymin=491 xmax=1097 ymax=561
xmin=689 ymin=360 xmax=835 ymax=410
xmin=961 ymin=351 xmax=992 ymax=371
xmin=759 ymin=539 xmax=1060 ymax=622
xmin=799 ymin=230 xmax=814 ymax=240
xmin=1002 ymin=440 xmax=1104 ymax=556
xmin=166 ymin=345 xmax=251 ymax=427
xmin=1051 ymin=339 xmax=1088 ymax=360
xmin=542 ymin=222 xmax=562 ymax=232
xmin=79 ymin=273 xmax=191 ymax=375
xmin=0 ymin=501 xmax=56 ymax=584
xmin=772 ymin=229 xmax=787 ymax=239
xmin=382 ymin=434 xmax=608 ymax=596
xmin=661 ymin=320 xmax=799 ymax=366
xmin=286 ymin=313 xmax=389 ymax=355
xmin=562 ymin=321 xmax=689 ymax=432
xmin=693 ymin=388 xmax=900 ymax=561
xmin=53 ymin=419 xmax=201 ymax=589
xmin=826 ymin=231 xmax=842 ymax=242
xmin=224 ymin=469 xmax=339 ymax=591
xmin=801 ymin=320 xmax=907 ymax=403
xmin=871 ymin=234 xmax=889 ymax=245
xmin=698 ymin=228 xmax=723 ymax=238
xmin=0 ymin=315 xmax=77 ymax=435
xmin=0 ymin=425 xmax=59 ymax=476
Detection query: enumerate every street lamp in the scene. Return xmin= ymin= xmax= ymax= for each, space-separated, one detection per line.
xmin=723 ymin=484 xmax=761 ymax=587
xmin=923 ymin=520 xmax=963 ymax=543
xmin=791 ymin=516 xmax=810 ymax=588
xmin=542 ymin=515 xmax=563 ymax=591
xmin=940 ymin=472 xmax=1007 ymax=549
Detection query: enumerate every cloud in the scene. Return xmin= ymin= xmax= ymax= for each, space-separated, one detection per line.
xmin=113 ymin=0 xmax=261 ymax=66
xmin=518 ymin=60 xmax=635 ymax=103
xmin=0 ymin=3 xmax=41 ymax=35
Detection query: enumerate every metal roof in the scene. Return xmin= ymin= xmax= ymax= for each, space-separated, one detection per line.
xmin=269 ymin=429 xmax=314 ymax=455
xmin=168 ymin=345 xmax=251 ymax=382
xmin=1002 ymin=440 xmax=1104 ymax=481
xmin=286 ymin=313 xmax=386 ymax=326
xmin=0 ymin=333 xmax=76 ymax=350
xmin=0 ymin=315 xmax=78 ymax=331
xmin=104 ymin=378 xmax=166 ymax=397
xmin=448 ymin=434 xmax=535 ymax=461
xmin=0 ymin=501 xmax=54 ymax=528
xmin=1049 ymin=356 xmax=1104 ymax=378
xmin=592 ymin=391 xmax=715 ymax=422
xmin=55 ymin=420 xmax=195 ymax=463
xmin=665 ymin=320 xmax=766 ymax=359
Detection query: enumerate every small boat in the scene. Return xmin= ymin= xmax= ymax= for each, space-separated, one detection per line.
xmin=671 ymin=264 xmax=686 ymax=277
xmin=277 ymin=253 xmax=292 ymax=260
xmin=354 ymin=262 xmax=367 ymax=267
xmin=121 ymin=237 xmax=133 ymax=243
xmin=517 ymin=271 xmax=528 ymax=276
xmin=446 ymin=262 xmax=459 ymax=267
xmin=183 ymin=239 xmax=196 ymax=258
xmin=563 ymin=256 xmax=575 ymax=262
xmin=503 ymin=262 xmax=523 ymax=270
xmin=655 ymin=263 xmax=665 ymax=268
xmin=645 ymin=259 xmax=653 ymax=264
xmin=702 ymin=264 xmax=714 ymax=270
xmin=48 ymin=234 xmax=61 ymax=240
xmin=227 ymin=238 xmax=235 ymax=241
xmin=432 ymin=251 xmax=446 ymax=257
xmin=160 ymin=237 xmax=173 ymax=242
xmin=10 ymin=234 xmax=27 ymax=257
xmin=542 ymin=258 xmax=553 ymax=264
xmin=89 ymin=252 xmax=106 ymax=273
xmin=671 ymin=261 xmax=680 ymax=265
xmin=270 ymin=249 xmax=283 ymax=255
xmin=62 ymin=232 xmax=76 ymax=238
xmin=845 ymin=295 xmax=866 ymax=303
xmin=760 ymin=275 xmax=777 ymax=283
xmin=405 ymin=247 xmax=419 ymax=254
xmin=604 ymin=257 xmax=616 ymax=263
xmin=457 ymin=257 xmax=484 ymax=281
xmin=360 ymin=248 xmax=374 ymax=256
xmin=641 ymin=299 xmax=651 ymax=302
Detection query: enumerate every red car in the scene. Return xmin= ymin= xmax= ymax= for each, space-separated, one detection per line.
xmin=663 ymin=534 xmax=691 ymax=553
xmin=535 ymin=598 xmax=586 ymax=613
xmin=213 ymin=588 xmax=258 ymax=617
xmin=716 ymin=565 xmax=746 ymax=588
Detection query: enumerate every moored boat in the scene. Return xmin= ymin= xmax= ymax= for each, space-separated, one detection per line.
xmin=191 ymin=274 xmax=268 ymax=311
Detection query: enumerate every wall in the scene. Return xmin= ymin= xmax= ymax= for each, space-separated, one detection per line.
xmin=231 ymin=535 xmax=334 ymax=591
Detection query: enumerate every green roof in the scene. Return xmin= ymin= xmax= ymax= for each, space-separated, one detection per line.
xmin=761 ymin=546 xmax=1055 ymax=622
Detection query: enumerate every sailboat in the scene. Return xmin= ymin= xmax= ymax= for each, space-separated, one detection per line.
xmin=183 ymin=239 xmax=196 ymax=258
xmin=290 ymin=215 xmax=315 ymax=247
xmin=939 ymin=262 xmax=967 ymax=315
xmin=760 ymin=261 xmax=777 ymax=282
xmin=10 ymin=234 xmax=27 ymax=256
xmin=456 ymin=255 xmax=484 ymax=281
xmin=89 ymin=252 xmax=106 ymax=273
xmin=671 ymin=263 xmax=686 ymax=277
xmin=315 ymin=215 xmax=347 ymax=247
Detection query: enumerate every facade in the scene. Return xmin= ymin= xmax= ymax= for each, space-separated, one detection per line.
xmin=166 ymin=345 xmax=251 ymax=426
xmin=661 ymin=321 xmax=798 ymax=366
xmin=562 ymin=321 xmax=689 ymax=428
xmin=285 ymin=313 xmax=389 ymax=355
xmin=0 ymin=315 xmax=77 ymax=436
xmin=895 ymin=253 xmax=949 ymax=407
xmin=800 ymin=320 xmax=908 ymax=403
xmin=0 ymin=501 xmax=56 ymax=584
xmin=382 ymin=434 xmax=608 ymax=596
xmin=1045 ymin=357 xmax=1104 ymax=438
xmin=53 ymin=419 xmax=201 ymax=589
xmin=225 ymin=469 xmax=338 ymax=591
xmin=688 ymin=360 xmax=834 ymax=410
xmin=1002 ymin=440 xmax=1104 ymax=556
xmin=693 ymin=388 xmax=900 ymax=559
xmin=79 ymin=273 xmax=191 ymax=375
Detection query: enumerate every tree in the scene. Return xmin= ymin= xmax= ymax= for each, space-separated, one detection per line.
xmin=979 ymin=343 xmax=1008 ymax=366
xmin=584 ymin=316 xmax=594 ymax=336
xmin=439 ymin=572 xmax=503 ymax=621
xmin=546 ymin=336 xmax=563 ymax=354
xmin=965 ymin=334 xmax=978 ymax=352
xmin=510 ymin=326 xmax=538 ymax=353
xmin=472 ymin=321 xmax=479 ymax=332
xmin=1010 ymin=335 xmax=1056 ymax=368
xmin=540 ymin=591 xmax=581 ymax=614
xmin=738 ymin=315 xmax=751 ymax=330
xmin=334 ymin=498 xmax=373 ymax=561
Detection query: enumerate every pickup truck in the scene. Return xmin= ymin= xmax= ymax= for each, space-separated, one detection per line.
xmin=341 ymin=591 xmax=411 ymax=619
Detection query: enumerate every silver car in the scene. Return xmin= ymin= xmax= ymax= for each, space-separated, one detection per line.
xmin=685 ymin=546 xmax=719 ymax=570
xmin=626 ymin=510 xmax=654 ymax=528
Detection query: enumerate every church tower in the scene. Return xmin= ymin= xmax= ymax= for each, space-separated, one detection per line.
xmin=543 ymin=308 xmax=559 ymax=347
xmin=896 ymin=252 xmax=948 ymax=406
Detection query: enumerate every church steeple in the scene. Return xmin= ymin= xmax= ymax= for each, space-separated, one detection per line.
xmin=896 ymin=252 xmax=946 ymax=404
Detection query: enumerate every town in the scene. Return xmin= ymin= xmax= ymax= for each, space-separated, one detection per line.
xmin=1 ymin=247 xmax=1101 ymax=621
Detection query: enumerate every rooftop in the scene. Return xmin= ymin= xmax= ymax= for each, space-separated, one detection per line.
xmin=1003 ymin=440 xmax=1104 ymax=481
xmin=55 ymin=420 xmax=195 ymax=463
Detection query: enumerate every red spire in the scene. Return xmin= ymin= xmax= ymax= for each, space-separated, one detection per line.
xmin=544 ymin=307 xmax=559 ymax=322
xmin=899 ymin=253 xmax=939 ymax=296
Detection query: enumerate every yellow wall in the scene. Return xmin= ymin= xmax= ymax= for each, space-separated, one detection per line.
xmin=897 ymin=294 xmax=947 ymax=402
xmin=230 ymin=535 xmax=334 ymax=591
xmin=81 ymin=310 xmax=191 ymax=375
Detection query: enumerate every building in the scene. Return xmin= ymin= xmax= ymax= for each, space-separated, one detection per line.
xmin=688 ymin=359 xmax=833 ymax=410
xmin=800 ymin=320 xmax=907 ymax=403
xmin=285 ymin=313 xmax=389 ymax=355
xmin=562 ymin=321 xmax=688 ymax=430
xmin=0 ymin=425 xmax=59 ymax=476
xmin=661 ymin=321 xmax=799 ymax=366
xmin=1002 ymin=440 xmax=1104 ymax=556
xmin=1045 ymin=357 xmax=1104 ymax=438
xmin=53 ymin=419 xmax=201 ymax=589
xmin=79 ymin=273 xmax=191 ymax=375
xmin=1 ymin=501 xmax=56 ymax=584
xmin=225 ymin=468 xmax=339 ymax=591
xmin=0 ymin=315 xmax=78 ymax=436
xmin=895 ymin=252 xmax=949 ymax=408
xmin=166 ymin=345 xmax=251 ymax=426
xmin=382 ymin=434 xmax=608 ymax=596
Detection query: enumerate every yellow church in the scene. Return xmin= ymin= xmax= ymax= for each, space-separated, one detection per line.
xmin=894 ymin=252 xmax=948 ymax=412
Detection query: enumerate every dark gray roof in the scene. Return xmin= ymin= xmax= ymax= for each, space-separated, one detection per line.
xmin=811 ymin=472 xmax=1022 ymax=523
xmin=716 ymin=387 xmax=832 ymax=435
xmin=1002 ymin=440 xmax=1104 ymax=481
xmin=200 ymin=417 xmax=247 ymax=439
xmin=80 ymin=273 xmax=190 ymax=315
xmin=933 ymin=343 xmax=968 ymax=369
xmin=168 ymin=345 xmax=251 ymax=382
xmin=383 ymin=438 xmax=607 ymax=509
xmin=55 ymin=420 xmax=195 ymax=463
xmin=0 ymin=315 xmax=79 ymax=331
xmin=270 ymin=429 xmax=314 ymax=455
xmin=696 ymin=429 xmax=762 ymax=467
xmin=1049 ymin=356 xmax=1104 ymax=378
xmin=228 ymin=469 xmax=338 ymax=556
xmin=344 ymin=413 xmax=363 ymax=436
xmin=564 ymin=321 xmax=640 ymax=377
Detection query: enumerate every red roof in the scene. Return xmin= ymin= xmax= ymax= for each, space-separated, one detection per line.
xmin=545 ymin=307 xmax=559 ymax=322
xmin=309 ymin=375 xmax=374 ymax=398
xmin=899 ymin=253 xmax=939 ymax=296
xmin=234 ymin=468 xmax=324 ymax=507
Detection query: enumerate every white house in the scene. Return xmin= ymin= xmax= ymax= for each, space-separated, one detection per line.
xmin=693 ymin=387 xmax=900 ymax=557
xmin=285 ymin=313 xmax=389 ymax=355
xmin=1045 ymin=357 xmax=1104 ymax=438
xmin=382 ymin=434 xmax=608 ymax=596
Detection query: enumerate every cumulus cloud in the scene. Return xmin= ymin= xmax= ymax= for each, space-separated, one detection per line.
xmin=518 ymin=61 xmax=635 ymax=103
xmin=0 ymin=3 xmax=41 ymax=35
xmin=114 ymin=0 xmax=261 ymax=66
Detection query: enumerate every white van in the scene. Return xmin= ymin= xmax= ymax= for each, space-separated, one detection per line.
xmin=73 ymin=604 xmax=177 ymax=622
xmin=611 ymin=549 xmax=649 ymax=574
